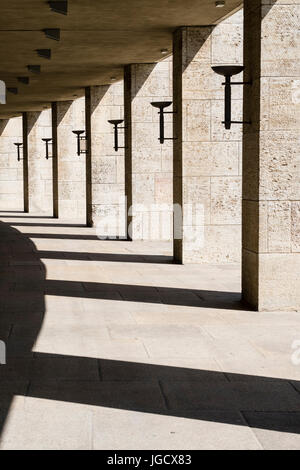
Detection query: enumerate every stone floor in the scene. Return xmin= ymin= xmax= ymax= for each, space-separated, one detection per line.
xmin=0 ymin=210 xmax=300 ymax=450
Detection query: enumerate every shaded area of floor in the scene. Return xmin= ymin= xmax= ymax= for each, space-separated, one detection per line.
xmin=0 ymin=211 xmax=300 ymax=450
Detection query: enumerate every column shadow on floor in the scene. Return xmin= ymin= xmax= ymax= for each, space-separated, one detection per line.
xmin=10 ymin=223 xmax=87 ymax=228
xmin=42 ymin=279 xmax=243 ymax=310
xmin=37 ymin=250 xmax=173 ymax=264
xmin=1 ymin=220 xmax=300 ymax=441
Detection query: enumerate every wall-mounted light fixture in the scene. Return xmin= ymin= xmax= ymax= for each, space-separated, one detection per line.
xmin=14 ymin=143 xmax=23 ymax=162
xmin=212 ymin=65 xmax=252 ymax=129
xmin=43 ymin=29 xmax=60 ymax=41
xmin=36 ymin=49 xmax=51 ymax=60
xmin=108 ymin=120 xmax=126 ymax=152
xmin=48 ymin=1 xmax=68 ymax=15
xmin=151 ymin=101 xmax=176 ymax=144
xmin=42 ymin=138 xmax=53 ymax=160
xmin=72 ymin=130 xmax=87 ymax=156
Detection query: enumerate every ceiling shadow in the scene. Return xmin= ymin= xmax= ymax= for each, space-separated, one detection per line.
xmin=0 ymin=119 xmax=9 ymax=136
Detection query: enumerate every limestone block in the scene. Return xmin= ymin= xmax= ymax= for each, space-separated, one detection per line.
xmin=183 ymin=176 xmax=210 ymax=225
xmin=268 ymin=201 xmax=292 ymax=253
xmin=259 ymin=131 xmax=300 ymax=201
xmin=242 ymin=200 xmax=268 ymax=254
xmin=132 ymin=122 xmax=159 ymax=149
xmin=260 ymin=5 xmax=300 ymax=77
xmin=183 ymin=142 xmax=239 ymax=177
xmin=155 ymin=173 xmax=173 ymax=205
xmin=242 ymin=249 xmax=259 ymax=308
xmin=116 ymin=154 xmax=125 ymax=184
xmin=211 ymin=177 xmax=242 ymax=225
xmin=211 ymin=100 xmax=243 ymax=142
xmin=0 ymin=169 xmax=18 ymax=181
xmin=92 ymin=156 xmax=117 ymax=184
xmin=132 ymin=147 xmax=162 ymax=174
xmin=268 ymin=78 xmax=300 ymax=130
xmin=133 ymin=62 xmax=171 ymax=97
xmin=132 ymin=174 xmax=155 ymax=204
xmin=185 ymin=225 xmax=241 ymax=264
xmin=291 ymin=202 xmax=300 ymax=253
xmin=92 ymin=183 xmax=124 ymax=205
xmin=182 ymin=63 xmax=223 ymax=101
xmin=212 ymin=22 xmax=243 ymax=66
xmin=259 ymin=253 xmax=300 ymax=311
xmin=183 ymin=100 xmax=210 ymax=142
xmin=184 ymin=27 xmax=212 ymax=65
xmin=59 ymin=161 xmax=86 ymax=182
xmin=59 ymin=181 xmax=85 ymax=201
xmin=132 ymin=97 xmax=154 ymax=123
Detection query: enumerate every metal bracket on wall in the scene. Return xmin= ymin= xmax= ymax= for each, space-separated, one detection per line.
xmin=151 ymin=101 xmax=177 ymax=144
xmin=108 ymin=120 xmax=127 ymax=152
xmin=212 ymin=65 xmax=252 ymax=130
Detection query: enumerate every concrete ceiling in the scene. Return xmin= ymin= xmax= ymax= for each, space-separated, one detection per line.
xmin=0 ymin=0 xmax=242 ymax=118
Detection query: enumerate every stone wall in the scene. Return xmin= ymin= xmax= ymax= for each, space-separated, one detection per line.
xmin=0 ymin=117 xmax=23 ymax=210
xmin=55 ymin=97 xmax=86 ymax=220
xmin=125 ymin=57 xmax=173 ymax=240
xmin=26 ymin=109 xmax=53 ymax=214
xmin=242 ymin=0 xmax=300 ymax=311
xmin=86 ymin=82 xmax=126 ymax=236
xmin=173 ymin=9 xmax=243 ymax=263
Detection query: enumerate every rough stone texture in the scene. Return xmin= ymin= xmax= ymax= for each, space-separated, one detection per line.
xmin=25 ymin=110 xmax=53 ymax=214
xmin=173 ymin=10 xmax=243 ymax=264
xmin=124 ymin=58 xmax=173 ymax=240
xmin=242 ymin=0 xmax=300 ymax=311
xmin=0 ymin=117 xmax=23 ymax=210
xmin=85 ymin=82 xmax=126 ymax=236
xmin=54 ymin=98 xmax=86 ymax=220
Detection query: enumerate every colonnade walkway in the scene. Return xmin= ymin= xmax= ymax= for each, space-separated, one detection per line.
xmin=0 ymin=211 xmax=300 ymax=449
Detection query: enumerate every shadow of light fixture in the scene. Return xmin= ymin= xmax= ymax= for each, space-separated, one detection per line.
xmin=7 ymin=88 xmax=18 ymax=95
xmin=108 ymin=120 xmax=126 ymax=152
xmin=150 ymin=101 xmax=176 ymax=144
xmin=17 ymin=77 xmax=30 ymax=85
xmin=48 ymin=1 xmax=68 ymax=15
xmin=211 ymin=65 xmax=252 ymax=129
xmin=43 ymin=29 xmax=60 ymax=41
xmin=27 ymin=65 xmax=41 ymax=74
xmin=72 ymin=130 xmax=87 ymax=156
xmin=42 ymin=138 xmax=53 ymax=160
xmin=36 ymin=49 xmax=51 ymax=60
xmin=14 ymin=143 xmax=23 ymax=162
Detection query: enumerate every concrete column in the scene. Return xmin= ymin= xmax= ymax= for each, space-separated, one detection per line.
xmin=173 ymin=11 xmax=243 ymax=264
xmin=85 ymin=82 xmax=125 ymax=235
xmin=25 ymin=110 xmax=53 ymax=214
xmin=0 ymin=117 xmax=23 ymax=210
xmin=54 ymin=98 xmax=86 ymax=220
xmin=242 ymin=0 xmax=300 ymax=311
xmin=124 ymin=59 xmax=173 ymax=241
